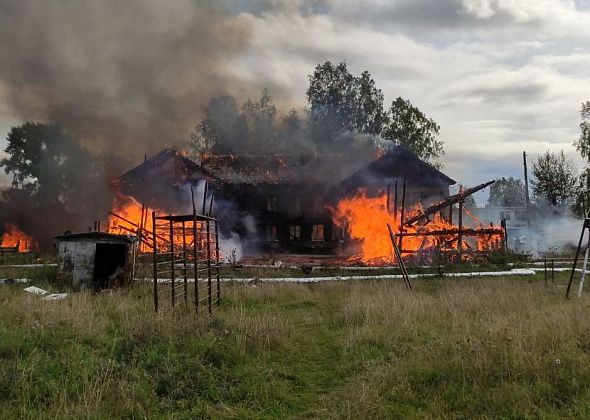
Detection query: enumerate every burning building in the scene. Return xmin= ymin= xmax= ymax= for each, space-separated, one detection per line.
xmin=0 ymin=223 xmax=38 ymax=254
xmin=111 ymin=146 xmax=493 ymax=263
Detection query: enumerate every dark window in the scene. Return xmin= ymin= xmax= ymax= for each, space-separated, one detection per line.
xmin=266 ymin=224 xmax=279 ymax=241
xmin=311 ymin=224 xmax=324 ymax=241
xmin=267 ymin=196 xmax=278 ymax=212
xmin=289 ymin=225 xmax=301 ymax=240
xmin=313 ymin=198 xmax=322 ymax=212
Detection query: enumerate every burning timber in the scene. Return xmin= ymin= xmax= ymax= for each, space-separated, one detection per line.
xmin=107 ymin=146 xmax=503 ymax=265
xmin=0 ymin=223 xmax=38 ymax=254
xmin=113 ymin=147 xmax=455 ymax=255
xmin=403 ymin=180 xmax=496 ymax=227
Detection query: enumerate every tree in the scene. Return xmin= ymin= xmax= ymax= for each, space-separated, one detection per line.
xmin=573 ymin=167 xmax=590 ymax=217
xmin=241 ymin=89 xmax=278 ymax=154
xmin=190 ymin=90 xmax=277 ymax=156
xmin=190 ymin=95 xmax=247 ymax=155
xmin=531 ymin=150 xmax=577 ymax=206
xmin=306 ymin=61 xmax=387 ymax=138
xmin=487 ymin=177 xmax=526 ymax=207
xmin=574 ymin=101 xmax=590 ymax=160
xmin=382 ymin=97 xmax=444 ymax=163
xmin=573 ymin=101 xmax=590 ymax=216
xmin=1 ymin=122 xmax=113 ymax=247
xmin=277 ymin=109 xmax=311 ymax=154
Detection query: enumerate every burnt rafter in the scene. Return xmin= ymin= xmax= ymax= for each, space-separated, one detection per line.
xmin=403 ymin=180 xmax=495 ymax=227
xmin=113 ymin=147 xmax=219 ymax=188
xmin=398 ymin=227 xmax=504 ymax=237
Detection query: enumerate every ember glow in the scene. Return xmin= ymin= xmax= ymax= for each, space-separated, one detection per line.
xmin=107 ymin=193 xmax=209 ymax=254
xmin=107 ymin=194 xmax=154 ymax=235
xmin=106 ymin=194 xmax=160 ymax=252
xmin=332 ymin=190 xmax=503 ymax=264
xmin=1 ymin=223 xmax=38 ymax=252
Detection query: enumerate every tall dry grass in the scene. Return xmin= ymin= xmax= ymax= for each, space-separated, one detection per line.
xmin=2 ymin=275 xmax=590 ymax=418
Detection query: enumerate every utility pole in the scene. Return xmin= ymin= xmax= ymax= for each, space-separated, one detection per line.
xmin=523 ymin=151 xmax=532 ymax=228
xmin=523 ymin=151 xmax=530 ymax=209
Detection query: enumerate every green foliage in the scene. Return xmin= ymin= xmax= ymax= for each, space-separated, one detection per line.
xmin=532 ymin=150 xmax=577 ymax=207
xmin=574 ymin=167 xmax=590 ymax=217
xmin=306 ymin=62 xmax=387 ymax=136
xmin=192 ymin=62 xmax=444 ymax=162
xmin=2 ymin=276 xmax=590 ymax=417
xmin=0 ymin=123 xmax=116 ymax=248
xmin=574 ymin=101 xmax=590 ymax=161
xmin=382 ymin=97 xmax=444 ymax=163
xmin=307 ymin=62 xmax=444 ymax=163
xmin=487 ymin=177 xmax=527 ymax=207
xmin=190 ymin=94 xmax=251 ymax=155
xmin=573 ymin=102 xmax=590 ymax=216
xmin=190 ymin=89 xmax=278 ymax=155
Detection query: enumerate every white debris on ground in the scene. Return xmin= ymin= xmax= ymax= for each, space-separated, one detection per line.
xmin=140 ymin=268 xmax=536 ymax=284
xmin=530 ymin=267 xmax=580 ymax=272
xmin=24 ymin=286 xmax=48 ymax=295
xmin=23 ymin=285 xmax=68 ymax=300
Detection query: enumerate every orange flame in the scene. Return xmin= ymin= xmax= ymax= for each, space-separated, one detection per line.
xmin=332 ymin=190 xmax=503 ymax=264
xmin=106 ymin=193 xmax=210 ymax=254
xmin=1 ymin=223 xmax=38 ymax=252
xmin=107 ymin=194 xmax=154 ymax=235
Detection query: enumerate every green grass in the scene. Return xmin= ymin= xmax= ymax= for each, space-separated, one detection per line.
xmin=1 ymin=272 xmax=590 ymax=418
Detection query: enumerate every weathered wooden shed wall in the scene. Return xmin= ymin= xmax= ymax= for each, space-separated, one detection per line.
xmin=55 ymin=233 xmax=136 ymax=290
xmin=57 ymin=240 xmax=96 ymax=289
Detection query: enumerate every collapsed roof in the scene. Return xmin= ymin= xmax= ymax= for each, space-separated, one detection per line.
xmin=343 ymin=147 xmax=456 ymax=188
xmin=114 ymin=147 xmax=218 ymax=189
xmin=114 ymin=146 xmax=456 ymax=188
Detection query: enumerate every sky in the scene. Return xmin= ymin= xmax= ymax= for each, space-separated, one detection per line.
xmin=1 ymin=0 xmax=590 ymax=202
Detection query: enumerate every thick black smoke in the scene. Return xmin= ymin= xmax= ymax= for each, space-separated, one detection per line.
xmin=0 ymin=0 xmax=257 ymax=156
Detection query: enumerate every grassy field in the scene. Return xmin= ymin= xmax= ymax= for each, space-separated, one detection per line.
xmin=2 ymin=271 xmax=590 ymax=418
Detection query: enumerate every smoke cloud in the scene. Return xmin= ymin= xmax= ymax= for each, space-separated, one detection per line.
xmin=0 ymin=0 xmax=258 ymax=156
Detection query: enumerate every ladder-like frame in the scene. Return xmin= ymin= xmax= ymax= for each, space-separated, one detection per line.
xmin=152 ymin=211 xmax=221 ymax=313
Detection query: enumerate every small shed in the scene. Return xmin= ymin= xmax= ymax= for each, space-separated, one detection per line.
xmin=55 ymin=232 xmax=137 ymax=291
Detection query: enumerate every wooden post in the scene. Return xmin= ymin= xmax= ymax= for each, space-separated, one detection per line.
xmin=202 ymin=180 xmax=208 ymax=215
xmin=566 ymin=220 xmax=588 ymax=298
xmin=394 ymin=180 xmax=398 ymax=218
xmin=578 ymin=233 xmax=590 ymax=298
xmin=192 ymin=212 xmax=199 ymax=313
xmin=214 ymin=220 xmax=221 ymax=306
xmin=152 ymin=211 xmax=158 ymax=312
xmin=387 ymin=224 xmax=413 ymax=290
xmin=458 ymin=199 xmax=464 ymax=260
xmin=182 ymin=220 xmax=188 ymax=304
xmin=386 ymin=184 xmax=391 ymax=212
xmin=206 ymin=220 xmax=213 ymax=314
xmin=169 ymin=219 xmax=175 ymax=307
xmin=398 ymin=177 xmax=407 ymax=252
xmin=208 ymin=192 xmax=214 ymax=216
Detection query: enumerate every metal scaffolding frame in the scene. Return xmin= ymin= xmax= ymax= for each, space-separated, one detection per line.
xmin=151 ymin=211 xmax=221 ymax=314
